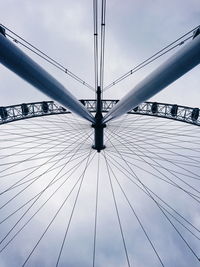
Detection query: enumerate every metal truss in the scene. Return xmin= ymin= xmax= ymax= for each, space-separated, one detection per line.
xmin=0 ymin=101 xmax=69 ymax=125
xmin=0 ymin=100 xmax=199 ymax=127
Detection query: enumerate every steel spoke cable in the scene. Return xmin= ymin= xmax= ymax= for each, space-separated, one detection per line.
xmin=112 ymin=119 xmax=200 ymax=140
xmin=105 ymin=155 xmax=165 ymax=266
xmin=0 ymin=24 xmax=95 ymax=92
xmin=100 ymin=0 xmax=106 ymax=94
xmin=40 ymin=113 xmax=93 ymax=143
xmin=106 ymin=131 xmax=200 ymax=202
xmin=48 ymin=113 xmax=93 ymax=141
xmin=106 ymin=153 xmax=200 ymax=257
xmin=0 ymin=149 xmax=89 ymax=181
xmin=0 ymin=150 xmax=89 ymax=196
xmin=0 ymin=129 xmax=91 ymax=196
xmin=130 ymin=137 xmax=200 ymax=190
xmin=0 ymin=147 xmax=90 ymax=159
xmin=109 ymin=118 xmax=191 ymax=141
xmin=105 ymin=148 xmax=200 ymax=203
xmin=0 ymin=128 xmax=89 ymax=173
xmin=105 ymin=151 xmax=200 ymax=238
xmin=104 ymin=25 xmax=199 ymax=92
xmin=0 ymin=128 xmax=69 ymax=145
xmin=107 ymin=134 xmax=200 ymax=167
xmin=107 ymin=148 xmax=200 ymax=181
xmin=109 ymin=132 xmax=199 ymax=216
xmin=55 ymin=148 xmax=93 ymax=267
xmin=16 ymin=149 xmax=94 ymax=267
xmin=107 ymin=143 xmax=200 ymax=162
xmin=108 ymin=144 xmax=200 ymax=169
xmin=106 ymin=134 xmax=200 ymax=162
xmin=107 ymin=127 xmax=200 ymax=181
xmin=103 ymin=152 xmax=131 ymax=267
xmin=104 ymin=36 xmax=192 ymax=92
xmin=107 ymin=129 xmax=200 ymax=200
xmin=0 ymin=142 xmax=80 ymax=178
xmin=0 ymin=128 xmax=76 ymax=153
xmin=118 ymin=121 xmax=200 ymax=139
xmin=106 ymin=151 xmax=189 ymax=191
xmin=93 ymin=153 xmax=100 ymax=267
xmin=0 ymin=130 xmax=69 ymax=152
xmin=5 ymin=122 xmax=87 ymax=138
xmin=93 ymin=0 xmax=99 ymax=92
xmin=2 ymin=150 xmax=89 ymax=194
xmin=106 ymin=132 xmax=200 ymax=177
xmin=0 ymin=147 xmax=89 ymax=171
xmin=105 ymin=136 xmax=200 ymax=261
xmin=0 ymin=130 xmax=92 ymax=210
xmin=39 ymin=113 xmax=90 ymax=132
xmin=0 ymin=133 xmax=93 ymax=247
xmin=113 ymin=122 xmax=200 ymax=143
xmin=0 ymin=151 xmax=96 ymax=254
xmin=120 ymin=129 xmax=200 ymax=162
xmin=0 ymin=150 xmax=92 ymax=228
xmin=0 ymin=114 xmax=90 ymax=140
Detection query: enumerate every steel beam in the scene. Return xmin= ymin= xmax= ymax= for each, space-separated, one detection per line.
xmin=103 ymin=31 xmax=200 ymax=123
xmin=0 ymin=30 xmax=94 ymax=123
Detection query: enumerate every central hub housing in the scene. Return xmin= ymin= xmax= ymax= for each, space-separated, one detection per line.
xmin=92 ymin=86 xmax=106 ymax=152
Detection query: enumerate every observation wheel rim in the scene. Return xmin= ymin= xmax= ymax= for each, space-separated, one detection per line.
xmin=0 ymin=100 xmax=199 ymax=127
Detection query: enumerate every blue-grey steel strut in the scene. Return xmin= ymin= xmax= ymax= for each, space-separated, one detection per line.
xmin=0 ymin=29 xmax=94 ymax=123
xmin=103 ymin=30 xmax=200 ymax=123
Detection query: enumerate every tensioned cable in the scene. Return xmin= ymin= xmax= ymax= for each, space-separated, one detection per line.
xmin=107 ymin=129 xmax=200 ymax=200
xmin=0 ymin=151 xmax=93 ymax=255
xmin=0 ymin=151 xmax=89 ymax=195
xmin=99 ymin=0 xmax=106 ymax=95
xmin=104 ymin=25 xmax=200 ymax=92
xmin=105 ymin=136 xmax=200 ymax=261
xmin=0 ymin=24 xmax=95 ymax=92
xmin=106 ymin=134 xmax=200 ymax=203
xmin=0 ymin=151 xmax=90 ymax=227
xmin=0 ymin=133 xmax=93 ymax=248
xmin=104 ymin=152 xmax=131 ymax=267
xmin=93 ymin=0 xmax=99 ymax=92
xmin=107 ymin=145 xmax=200 ymax=202
xmin=55 ymin=149 xmax=93 ymax=266
xmin=21 ymin=149 xmax=94 ymax=267
xmin=0 ymin=130 xmax=92 ymax=211
xmin=105 ymin=156 xmax=165 ymax=266
xmin=106 ymin=152 xmax=200 ymax=253
xmin=93 ymin=153 xmax=100 ymax=267
xmin=107 ymin=148 xmax=200 ymax=180
xmin=0 ymin=129 xmax=86 ymax=173
xmin=105 ymin=151 xmax=200 ymax=237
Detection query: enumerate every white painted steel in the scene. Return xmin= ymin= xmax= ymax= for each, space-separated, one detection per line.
xmin=0 ymin=34 xmax=94 ymax=123
xmin=103 ymin=34 xmax=200 ymax=123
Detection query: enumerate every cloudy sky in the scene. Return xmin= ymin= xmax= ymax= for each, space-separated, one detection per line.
xmin=0 ymin=0 xmax=200 ymax=107
xmin=0 ymin=1 xmax=200 ymax=267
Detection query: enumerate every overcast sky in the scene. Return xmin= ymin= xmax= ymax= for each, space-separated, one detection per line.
xmin=0 ymin=0 xmax=200 ymax=107
xmin=0 ymin=1 xmax=200 ymax=267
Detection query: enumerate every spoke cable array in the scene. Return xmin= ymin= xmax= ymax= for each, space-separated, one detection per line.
xmin=0 ymin=114 xmax=200 ymax=266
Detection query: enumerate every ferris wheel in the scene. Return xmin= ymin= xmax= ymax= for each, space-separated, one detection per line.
xmin=0 ymin=1 xmax=200 ymax=266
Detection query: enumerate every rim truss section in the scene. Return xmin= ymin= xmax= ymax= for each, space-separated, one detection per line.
xmin=130 ymin=102 xmax=200 ymax=126
xmin=0 ymin=101 xmax=70 ymax=125
xmin=0 ymin=100 xmax=199 ymax=127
